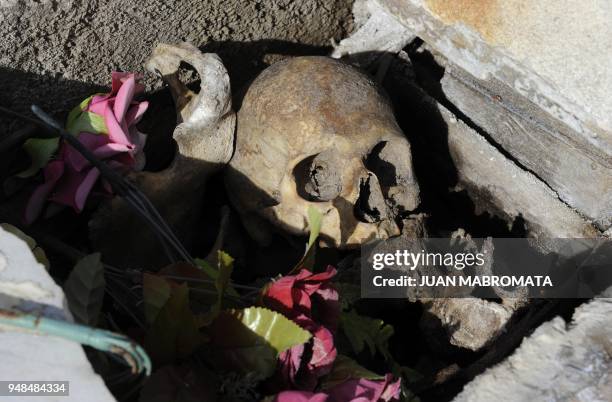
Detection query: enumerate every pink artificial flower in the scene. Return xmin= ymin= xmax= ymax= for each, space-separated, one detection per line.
xmin=263 ymin=266 xmax=340 ymax=390
xmin=263 ymin=266 xmax=340 ymax=330
xmin=278 ymin=316 xmax=337 ymax=390
xmin=24 ymin=72 xmax=148 ymax=224
xmin=326 ymin=374 xmax=401 ymax=402
xmin=273 ymin=391 xmax=329 ymax=402
xmin=272 ymin=374 xmax=401 ymax=402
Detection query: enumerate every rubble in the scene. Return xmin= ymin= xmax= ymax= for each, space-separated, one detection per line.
xmin=421 ymin=298 xmax=514 ymax=352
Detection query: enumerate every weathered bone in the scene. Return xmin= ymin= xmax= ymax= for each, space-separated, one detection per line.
xmin=89 ymin=42 xmax=235 ymax=268
xmin=226 ymin=56 xmax=420 ymax=248
xmin=421 ymin=297 xmax=514 ymax=352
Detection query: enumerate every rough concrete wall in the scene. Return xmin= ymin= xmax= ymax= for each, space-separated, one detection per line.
xmin=0 ymin=0 xmax=353 ymax=118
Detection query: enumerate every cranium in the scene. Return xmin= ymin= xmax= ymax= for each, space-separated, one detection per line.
xmin=89 ymin=42 xmax=235 ymax=267
xmin=226 ymin=56 xmax=419 ymax=248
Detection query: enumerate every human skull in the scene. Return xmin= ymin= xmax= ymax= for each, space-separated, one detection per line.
xmin=226 ymin=56 xmax=419 ymax=248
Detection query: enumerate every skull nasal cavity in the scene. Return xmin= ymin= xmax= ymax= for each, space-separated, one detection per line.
xmin=365 ymin=141 xmax=398 ymax=186
xmin=355 ymin=173 xmax=388 ymax=223
xmin=294 ymin=150 xmax=343 ymax=202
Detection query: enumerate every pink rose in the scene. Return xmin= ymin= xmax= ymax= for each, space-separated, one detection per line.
xmin=263 ymin=266 xmax=340 ymax=330
xmin=263 ymin=266 xmax=340 ymax=390
xmin=278 ymin=316 xmax=337 ymax=390
xmin=25 ymin=72 xmax=148 ymax=223
xmin=273 ymin=374 xmax=401 ymax=402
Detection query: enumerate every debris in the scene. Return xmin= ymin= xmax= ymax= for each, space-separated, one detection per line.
xmin=421 ymin=298 xmax=514 ymax=352
xmin=453 ymin=289 xmax=612 ymax=402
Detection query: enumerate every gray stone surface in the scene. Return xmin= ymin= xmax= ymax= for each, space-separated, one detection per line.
xmin=0 ymin=0 xmax=353 ymax=119
xmin=421 ymin=298 xmax=514 ymax=352
xmin=453 ymin=291 xmax=612 ymax=402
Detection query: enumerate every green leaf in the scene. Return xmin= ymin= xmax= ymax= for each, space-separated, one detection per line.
xmin=321 ymin=354 xmax=383 ymax=389
xmin=208 ymin=307 xmax=311 ymax=378
xmin=191 ymin=251 xmax=236 ymax=327
xmin=237 ymin=307 xmax=311 ymax=353
xmin=143 ymin=273 xmax=172 ymax=325
xmin=195 ymin=255 xmax=239 ymax=299
xmin=66 ymin=95 xmax=96 ymax=128
xmin=17 ymin=94 xmax=105 ymax=178
xmin=213 ymin=250 xmax=234 ymax=312
xmin=290 ymin=205 xmax=323 ymax=273
xmin=195 ymin=258 xmax=217 ymax=279
xmin=159 ymin=261 xmax=234 ymax=328
xmin=340 ymin=310 xmax=394 ymax=362
xmin=307 ymin=205 xmax=322 ymax=249
xmin=66 ymin=94 xmax=108 ymax=136
xmin=64 ymin=253 xmax=105 ymax=325
xmin=339 ymin=311 xmax=422 ymax=401
xmin=0 ymin=223 xmax=50 ymax=270
xmin=67 ymin=111 xmax=107 ymax=136
xmin=145 ymin=283 xmax=205 ymax=364
xmin=17 ymin=137 xmax=60 ymax=178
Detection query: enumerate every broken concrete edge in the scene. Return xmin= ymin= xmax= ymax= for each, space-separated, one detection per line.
xmin=441 ymin=101 xmax=601 ymax=240
xmin=331 ymin=0 xmax=415 ymax=61
xmin=452 ymin=290 xmax=612 ymax=402
xmin=0 ymin=227 xmax=67 ymax=317
xmin=439 ymin=57 xmax=612 ymax=231
xmin=0 ymin=226 xmax=116 ymax=401
xmin=400 ymin=71 xmax=601 ymax=240
xmin=374 ymin=0 xmax=612 ymax=151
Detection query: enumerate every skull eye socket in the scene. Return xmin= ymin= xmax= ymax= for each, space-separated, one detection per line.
xmin=178 ymin=61 xmax=201 ymax=94
xmin=293 ymin=150 xmax=342 ymax=202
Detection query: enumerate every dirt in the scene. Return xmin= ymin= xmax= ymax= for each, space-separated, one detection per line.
xmin=0 ymin=0 xmax=354 ymax=121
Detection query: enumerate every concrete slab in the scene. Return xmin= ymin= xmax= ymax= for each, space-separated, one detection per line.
xmin=0 ymin=227 xmax=116 ymax=402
